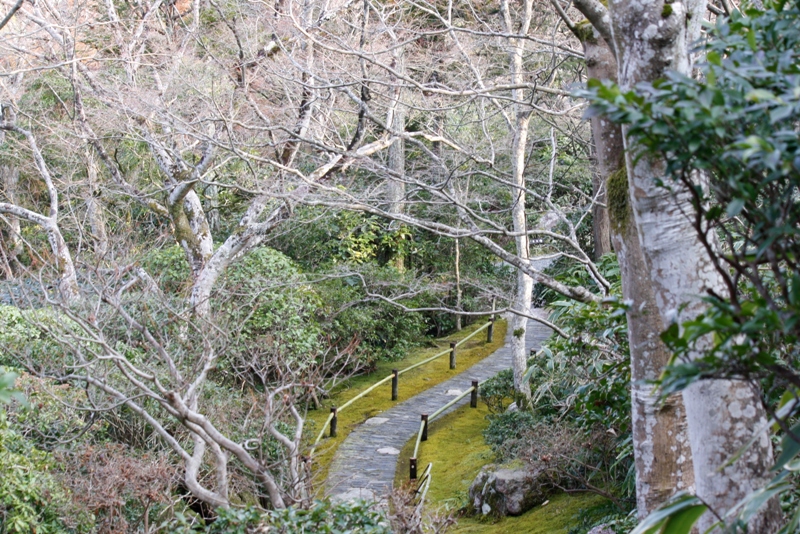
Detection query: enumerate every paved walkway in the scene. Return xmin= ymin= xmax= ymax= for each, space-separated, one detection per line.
xmin=326 ymin=312 xmax=553 ymax=502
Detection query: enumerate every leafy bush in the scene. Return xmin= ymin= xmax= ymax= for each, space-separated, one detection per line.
xmin=218 ymin=247 xmax=323 ymax=379
xmin=0 ymin=412 xmax=91 ymax=533
xmin=482 ymin=410 xmax=538 ymax=460
xmin=140 ymin=245 xmax=191 ymax=294
xmin=480 ymin=368 xmax=515 ymax=413
xmin=167 ymin=500 xmax=391 ymax=533
xmin=315 ymin=270 xmax=429 ymax=364
xmin=0 ymin=370 xmax=23 ymax=407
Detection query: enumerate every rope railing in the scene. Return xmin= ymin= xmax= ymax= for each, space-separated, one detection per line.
xmin=413 ymin=462 xmax=433 ymax=520
xmin=415 ymin=462 xmax=433 ymax=504
xmin=309 ymin=317 xmax=495 ymax=458
xmin=409 ymin=379 xmax=482 ymax=480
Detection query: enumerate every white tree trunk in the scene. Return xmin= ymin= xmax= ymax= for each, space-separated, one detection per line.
xmin=503 ymin=0 xmax=534 ymax=403
xmin=581 ymin=29 xmax=695 ymax=517
xmin=0 ymin=164 xmax=22 ymax=275
xmin=608 ymin=0 xmax=778 ymax=527
xmin=0 ymin=124 xmax=79 ymax=303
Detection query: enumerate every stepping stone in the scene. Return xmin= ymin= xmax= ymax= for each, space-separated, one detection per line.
xmin=330 ymin=487 xmax=378 ymax=502
xmin=377 ymin=447 xmax=400 ymax=455
xmin=364 ymin=417 xmax=389 ymax=425
xmin=445 ymin=389 xmax=462 ymax=396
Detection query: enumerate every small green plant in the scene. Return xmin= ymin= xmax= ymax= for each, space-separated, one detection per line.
xmin=482 ymin=410 xmax=538 ymax=460
xmin=480 ymin=368 xmax=515 ymax=413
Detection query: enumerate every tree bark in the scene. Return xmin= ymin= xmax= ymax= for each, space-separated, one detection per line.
xmin=454 ymin=237 xmax=462 ymax=331
xmin=503 ymin=0 xmax=534 ymax=405
xmin=582 ymin=29 xmax=696 ymax=518
xmin=583 ymin=33 xmax=613 ymax=259
xmin=84 ymin=149 xmax=108 ymax=258
xmin=607 ymin=0 xmax=778 ymax=528
xmin=0 ymin=164 xmax=22 ymax=276
xmin=386 ymin=50 xmax=406 ymax=272
xmin=0 ymin=124 xmax=79 ymax=303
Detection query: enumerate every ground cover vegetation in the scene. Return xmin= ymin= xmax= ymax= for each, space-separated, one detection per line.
xmin=0 ymin=0 xmax=796 ymax=531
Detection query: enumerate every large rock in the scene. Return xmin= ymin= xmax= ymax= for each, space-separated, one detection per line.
xmin=468 ymin=464 xmax=550 ymax=517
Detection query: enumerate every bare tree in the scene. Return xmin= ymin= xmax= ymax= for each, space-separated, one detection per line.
xmin=0 ymin=0 xmax=614 ymax=512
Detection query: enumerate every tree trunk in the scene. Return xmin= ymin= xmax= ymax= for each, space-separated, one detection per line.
xmin=591 ymin=153 xmax=611 ymax=258
xmin=584 ymin=38 xmax=612 ymax=259
xmin=0 ymin=165 xmax=21 ymax=276
xmin=387 ymin=56 xmax=406 ymax=272
xmin=85 ymin=149 xmax=109 ymax=258
xmin=582 ymin=30 xmax=696 ymax=518
xmin=454 ymin=237 xmax=462 ymax=331
xmin=608 ymin=0 xmax=778 ymax=528
xmin=503 ymin=0 xmax=534 ymax=405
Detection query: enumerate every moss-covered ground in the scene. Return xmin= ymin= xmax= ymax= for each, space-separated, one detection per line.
xmin=394 ymin=401 xmax=608 ymax=533
xmin=307 ymin=319 xmax=508 ymax=492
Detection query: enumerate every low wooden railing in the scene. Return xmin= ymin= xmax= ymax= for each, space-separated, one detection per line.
xmin=309 ymin=317 xmax=495 ymax=458
xmin=413 ymin=462 xmax=433 ymax=512
xmin=409 ymin=379 xmax=480 ymax=479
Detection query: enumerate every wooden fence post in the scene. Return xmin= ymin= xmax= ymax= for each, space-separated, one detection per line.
xmin=487 ymin=316 xmax=494 ymax=343
xmin=392 ymin=369 xmax=399 ymax=401
xmin=471 ymin=380 xmax=479 ymax=408
xmin=330 ymin=407 xmax=338 ymax=438
xmin=410 ymin=457 xmax=418 ymax=480
xmin=449 ymin=341 xmax=457 ymax=370
xmin=421 ymin=414 xmax=429 ymax=441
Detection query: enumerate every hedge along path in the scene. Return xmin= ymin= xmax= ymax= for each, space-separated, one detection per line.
xmin=325 ymin=314 xmax=552 ymax=502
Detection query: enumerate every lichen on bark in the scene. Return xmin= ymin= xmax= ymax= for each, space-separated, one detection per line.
xmin=606 ymin=165 xmax=629 ymax=232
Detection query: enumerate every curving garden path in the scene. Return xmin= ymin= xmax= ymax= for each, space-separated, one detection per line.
xmin=325 ymin=311 xmax=553 ymax=502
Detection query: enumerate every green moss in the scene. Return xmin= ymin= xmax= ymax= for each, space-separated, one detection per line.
xmin=453 ymin=493 xmax=607 ymax=533
xmin=662 ymin=3 xmax=673 ymax=17
xmin=394 ymin=402 xmax=608 ymax=533
xmin=606 ymin=165 xmax=630 ymax=232
xmin=395 ymin=403 xmax=494 ymax=505
xmin=308 ymin=319 xmax=507 ymax=489
xmin=574 ymin=20 xmax=596 ymax=44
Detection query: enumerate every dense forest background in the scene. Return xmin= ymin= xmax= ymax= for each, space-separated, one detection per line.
xmin=0 ymin=0 xmax=799 ymax=531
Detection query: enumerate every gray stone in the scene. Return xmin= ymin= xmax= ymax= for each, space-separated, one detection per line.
xmin=330 ymin=487 xmax=378 ymax=502
xmin=468 ymin=464 xmax=549 ymax=517
xmin=445 ymin=389 xmax=462 ymax=396
xmin=376 ymin=447 xmax=400 ymax=455
xmin=364 ymin=417 xmax=389 ymax=425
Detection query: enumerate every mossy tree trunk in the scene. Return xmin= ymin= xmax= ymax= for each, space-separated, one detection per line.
xmin=578 ymin=0 xmax=779 ymax=528
xmin=580 ymin=29 xmax=696 ymax=518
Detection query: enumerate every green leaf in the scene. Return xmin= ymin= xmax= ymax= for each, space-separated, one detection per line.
xmin=745 ymin=89 xmax=776 ymax=101
xmin=774 ymin=420 xmax=800 ymax=471
xmin=726 ymin=198 xmax=746 ymax=217
xmin=662 ymin=504 xmax=707 ymax=534
xmin=631 ymin=492 xmax=707 ymax=534
xmin=737 ymin=474 xmax=791 ymax=524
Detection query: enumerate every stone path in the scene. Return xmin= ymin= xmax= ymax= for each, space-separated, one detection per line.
xmin=326 ymin=312 xmax=553 ymax=502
